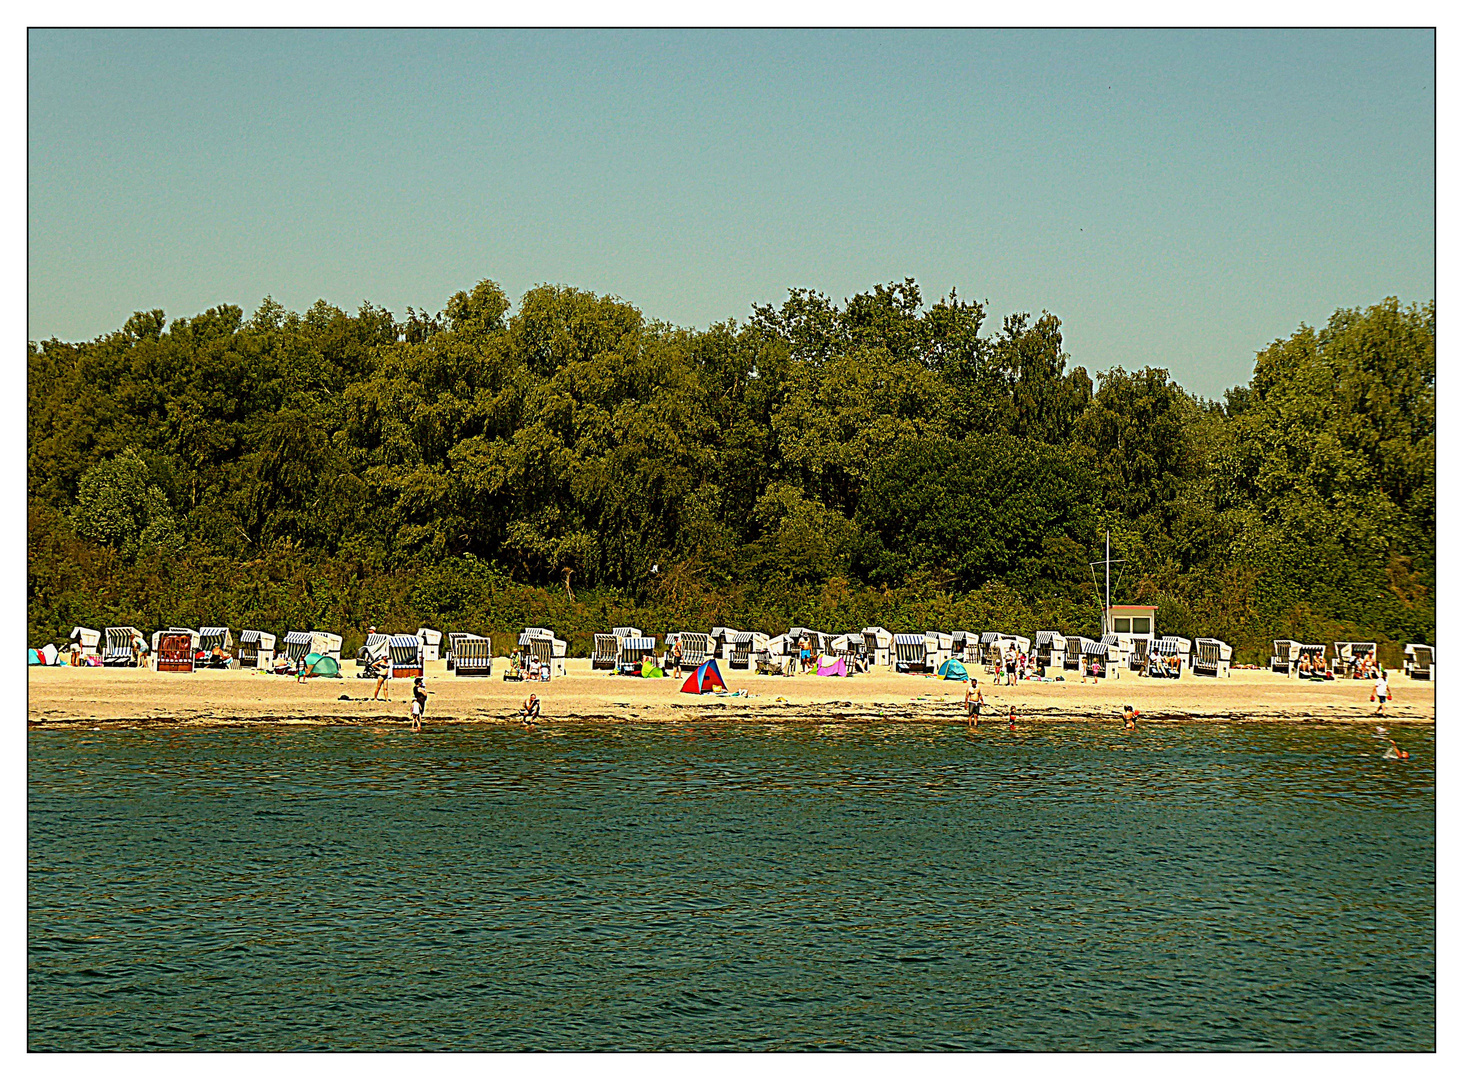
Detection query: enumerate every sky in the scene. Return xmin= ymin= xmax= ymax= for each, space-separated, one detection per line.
xmin=27 ymin=28 xmax=1434 ymax=398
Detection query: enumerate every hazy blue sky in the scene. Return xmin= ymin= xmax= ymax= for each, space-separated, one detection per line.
xmin=29 ymin=28 xmax=1433 ymax=397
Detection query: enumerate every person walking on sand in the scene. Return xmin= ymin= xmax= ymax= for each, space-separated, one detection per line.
xmin=1373 ymin=668 xmax=1391 ymax=716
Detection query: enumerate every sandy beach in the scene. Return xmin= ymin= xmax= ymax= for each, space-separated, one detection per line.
xmin=27 ymin=659 xmax=1434 ymax=728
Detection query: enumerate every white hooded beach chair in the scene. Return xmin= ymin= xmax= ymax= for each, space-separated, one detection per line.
xmin=102 ymin=626 xmax=144 ymax=666
xmin=311 ymin=632 xmax=343 ymax=661
xmin=358 ymin=632 xmax=391 ymax=667
xmin=389 ymin=634 xmax=425 ymax=678
xmin=728 ymin=632 xmax=767 ymax=671
xmin=453 ymin=635 xmax=493 ymax=677
xmin=1331 ymin=642 xmax=1377 ymax=678
xmin=69 ymin=626 xmax=101 ymax=659
xmin=673 ymin=632 xmax=713 ymax=668
xmin=238 ymin=630 xmax=275 ymax=668
xmin=1271 ymin=639 xmax=1300 ymax=674
xmin=519 ymin=628 xmax=567 ymax=678
xmin=1193 ymin=638 xmax=1233 ymax=677
xmin=282 ymin=631 xmax=314 ymax=663
xmin=198 ymin=627 xmax=234 ymax=668
xmin=1035 ymin=631 xmax=1067 ymax=673
xmin=1079 ymin=634 xmax=1121 ymax=679
xmin=417 ymin=628 xmax=443 ymax=663
xmin=1403 ymin=644 xmax=1433 ymax=681
xmin=893 ymin=633 xmax=931 ymax=673
xmin=591 ymin=634 xmax=620 ymax=670
xmin=155 ymin=627 xmax=200 ymax=673
xmin=616 ymin=635 xmax=657 ymax=674
xmin=1063 ymin=636 xmax=1092 ymax=671
xmin=1149 ymin=636 xmax=1190 ymax=676
xmin=861 ymin=627 xmax=893 ymax=667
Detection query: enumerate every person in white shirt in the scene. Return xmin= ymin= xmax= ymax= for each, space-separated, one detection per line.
xmin=1374 ymin=669 xmax=1391 ymax=716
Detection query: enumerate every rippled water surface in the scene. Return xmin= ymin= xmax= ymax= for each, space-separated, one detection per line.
xmin=29 ymin=721 xmax=1433 ymax=1051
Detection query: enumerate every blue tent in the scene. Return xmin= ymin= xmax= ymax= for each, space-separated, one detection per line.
xmin=937 ymin=658 xmax=969 ymax=680
xmin=28 ymin=649 xmax=42 ymax=666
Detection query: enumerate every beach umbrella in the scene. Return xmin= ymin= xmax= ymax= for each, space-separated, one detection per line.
xmin=937 ymin=658 xmax=969 ymax=681
xmin=680 ymin=658 xmax=727 ymax=694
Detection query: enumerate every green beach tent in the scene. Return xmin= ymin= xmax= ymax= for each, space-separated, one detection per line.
xmin=303 ymin=652 xmax=342 ymax=677
xmin=937 ymin=658 xmax=969 ymax=681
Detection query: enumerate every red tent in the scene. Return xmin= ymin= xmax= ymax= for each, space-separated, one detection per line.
xmin=680 ymin=658 xmax=728 ymax=694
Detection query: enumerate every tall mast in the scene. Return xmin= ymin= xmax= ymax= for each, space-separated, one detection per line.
xmin=1104 ymin=530 xmax=1111 ymax=636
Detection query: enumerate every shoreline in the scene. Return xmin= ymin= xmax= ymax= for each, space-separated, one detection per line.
xmin=29 ymin=660 xmax=1433 ymax=730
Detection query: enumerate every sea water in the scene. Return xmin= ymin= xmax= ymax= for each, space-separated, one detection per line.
xmin=28 ymin=721 xmax=1434 ymax=1050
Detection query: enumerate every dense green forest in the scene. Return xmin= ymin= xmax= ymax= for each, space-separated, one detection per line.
xmin=27 ymin=279 xmax=1434 ymax=664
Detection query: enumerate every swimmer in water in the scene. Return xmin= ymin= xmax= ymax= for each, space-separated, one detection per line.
xmin=1385 ymin=739 xmax=1409 ymax=760
xmin=1122 ymin=704 xmax=1139 ymax=729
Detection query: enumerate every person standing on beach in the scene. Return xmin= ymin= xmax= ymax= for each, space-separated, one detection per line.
xmin=1373 ymin=668 xmax=1391 ymax=716
xmin=966 ymin=682 xmax=984 ymax=727
xmin=412 ymin=676 xmax=428 ymax=725
xmin=373 ymin=656 xmax=392 ymax=701
xmin=1007 ymin=706 xmax=1017 ymax=731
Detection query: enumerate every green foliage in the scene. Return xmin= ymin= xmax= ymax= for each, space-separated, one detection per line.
xmin=70 ymin=448 xmax=180 ymax=557
xmin=27 ymin=283 xmax=1433 ymax=665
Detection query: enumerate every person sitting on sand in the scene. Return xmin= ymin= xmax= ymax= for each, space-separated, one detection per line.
xmin=521 ymin=694 xmax=541 ymax=725
xmin=1122 ymin=704 xmax=1140 ymax=729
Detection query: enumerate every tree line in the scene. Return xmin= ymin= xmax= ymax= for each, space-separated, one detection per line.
xmin=27 ymin=279 xmax=1434 ymax=665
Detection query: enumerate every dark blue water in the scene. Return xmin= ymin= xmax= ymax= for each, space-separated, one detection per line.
xmin=29 ymin=721 xmax=1433 ymax=1050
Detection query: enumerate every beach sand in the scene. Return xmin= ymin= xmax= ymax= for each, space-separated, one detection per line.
xmin=27 ymin=659 xmax=1434 ymax=728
